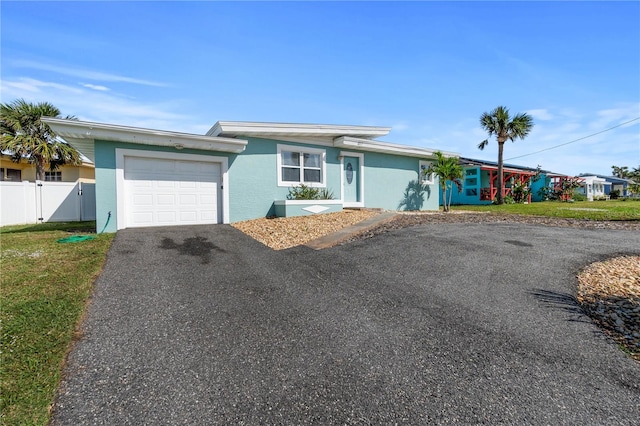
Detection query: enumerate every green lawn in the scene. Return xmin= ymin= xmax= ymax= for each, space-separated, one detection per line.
xmin=0 ymin=222 xmax=113 ymax=426
xmin=449 ymin=200 xmax=640 ymax=221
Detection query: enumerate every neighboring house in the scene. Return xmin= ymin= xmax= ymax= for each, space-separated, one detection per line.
xmin=44 ymin=118 xmax=456 ymax=233
xmin=576 ymin=175 xmax=611 ymax=201
xmin=579 ymin=173 xmax=634 ymax=197
xmin=446 ymin=157 xmax=550 ymax=205
xmin=0 ymin=155 xmax=95 ymax=182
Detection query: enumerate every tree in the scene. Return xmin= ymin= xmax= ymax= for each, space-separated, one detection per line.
xmin=425 ymin=151 xmax=464 ymax=212
xmin=478 ymin=106 xmax=534 ymax=205
xmin=611 ymin=165 xmax=629 ymax=178
xmin=612 ymin=165 xmax=640 ymax=181
xmin=0 ymin=99 xmax=80 ymax=181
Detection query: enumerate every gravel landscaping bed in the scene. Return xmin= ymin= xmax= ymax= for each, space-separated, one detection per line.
xmin=577 ymin=256 xmax=640 ymax=361
xmin=233 ymin=210 xmax=640 ymax=361
xmin=231 ymin=209 xmax=379 ymax=250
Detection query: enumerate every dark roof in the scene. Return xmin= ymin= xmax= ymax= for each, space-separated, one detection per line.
xmin=457 ymin=156 xmax=565 ymax=175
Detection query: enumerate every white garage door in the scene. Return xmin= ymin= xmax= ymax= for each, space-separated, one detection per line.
xmin=124 ymin=156 xmax=222 ymax=228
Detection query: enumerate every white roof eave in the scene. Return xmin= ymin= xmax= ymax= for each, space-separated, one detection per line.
xmin=208 ymin=121 xmax=391 ymax=139
xmin=42 ymin=118 xmax=248 ymax=156
xmin=334 ymin=136 xmax=458 ymax=159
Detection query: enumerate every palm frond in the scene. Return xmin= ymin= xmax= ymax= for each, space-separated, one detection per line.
xmin=1 ymin=98 xmax=79 ymax=178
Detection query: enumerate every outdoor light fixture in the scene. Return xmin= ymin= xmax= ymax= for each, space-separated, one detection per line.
xmin=174 ymin=143 xmax=184 ymax=150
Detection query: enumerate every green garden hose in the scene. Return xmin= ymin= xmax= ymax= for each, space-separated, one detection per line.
xmin=57 ymin=211 xmax=111 ymax=243
xmin=57 ymin=235 xmax=95 ymax=243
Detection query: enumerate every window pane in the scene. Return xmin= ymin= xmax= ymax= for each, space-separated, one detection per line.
xmin=6 ymin=169 xmax=21 ymax=181
xmin=282 ymin=167 xmax=300 ymax=182
xmin=303 ymin=153 xmax=320 ymax=168
xmin=304 ymin=169 xmax=321 ymax=183
xmin=45 ymin=171 xmax=61 ymax=182
xmin=282 ymin=151 xmax=299 ymax=166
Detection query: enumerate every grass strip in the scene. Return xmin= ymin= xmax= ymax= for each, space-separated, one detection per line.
xmin=0 ymin=222 xmax=113 ymax=426
xmin=449 ymin=200 xmax=640 ymax=221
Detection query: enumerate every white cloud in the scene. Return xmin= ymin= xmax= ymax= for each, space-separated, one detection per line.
xmin=0 ymin=77 xmax=205 ymax=133
xmin=81 ymin=83 xmax=110 ymax=92
xmin=527 ymin=109 xmax=554 ymax=121
xmin=11 ymin=59 xmax=167 ymax=87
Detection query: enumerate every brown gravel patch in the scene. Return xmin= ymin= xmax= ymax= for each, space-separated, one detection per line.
xmin=231 ymin=209 xmax=379 ymax=250
xmin=577 ymin=256 xmax=640 ymax=361
xmin=346 ymin=211 xmax=640 ymax=239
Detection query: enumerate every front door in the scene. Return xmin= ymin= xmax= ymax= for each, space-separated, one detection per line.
xmin=343 ymin=155 xmax=361 ymax=207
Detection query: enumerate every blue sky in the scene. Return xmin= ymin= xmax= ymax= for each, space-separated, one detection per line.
xmin=2 ymin=1 xmax=638 ymax=176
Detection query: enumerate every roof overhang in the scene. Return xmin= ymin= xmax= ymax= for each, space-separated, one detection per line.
xmin=43 ymin=118 xmax=248 ymax=162
xmin=334 ymin=136 xmax=458 ymax=158
xmin=476 ymin=164 xmax=538 ymax=176
xmin=207 ymin=121 xmax=392 ymax=140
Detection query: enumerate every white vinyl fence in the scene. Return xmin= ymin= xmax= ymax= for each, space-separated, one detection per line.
xmin=0 ymin=181 xmax=96 ymax=227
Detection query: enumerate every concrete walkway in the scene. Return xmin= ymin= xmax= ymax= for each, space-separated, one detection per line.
xmin=305 ymin=211 xmax=397 ymax=249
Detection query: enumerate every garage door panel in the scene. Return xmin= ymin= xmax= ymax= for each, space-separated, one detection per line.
xmin=180 ymin=211 xmax=198 ymax=221
xmin=157 ymin=194 xmax=176 ymax=205
xmin=157 ymin=211 xmax=177 ymax=223
xmin=133 ymin=194 xmax=154 ymax=206
xmin=200 ymin=210 xmax=217 ymax=221
xmin=179 ymin=194 xmax=197 ymax=205
xmin=132 ymin=211 xmax=154 ymax=224
xmin=200 ymin=194 xmax=216 ymax=204
xmin=124 ymin=156 xmax=222 ymax=228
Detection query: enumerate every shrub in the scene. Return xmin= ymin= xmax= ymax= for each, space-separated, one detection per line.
xmin=511 ymin=181 xmax=530 ymax=203
xmin=287 ymin=184 xmax=334 ymax=200
xmin=318 ymin=188 xmax=334 ymax=200
xmin=572 ymin=191 xmax=587 ymax=202
xmin=609 ymin=189 xmax=620 ymax=199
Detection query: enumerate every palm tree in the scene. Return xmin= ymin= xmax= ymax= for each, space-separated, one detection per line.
xmin=478 ymin=106 xmax=534 ymax=204
xmin=0 ymin=99 xmax=80 ymax=181
xmin=426 ymin=151 xmax=464 ymax=212
xmin=611 ymin=165 xmax=629 ymax=179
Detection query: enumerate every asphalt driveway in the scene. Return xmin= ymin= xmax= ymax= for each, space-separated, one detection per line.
xmin=51 ymin=223 xmax=640 ymax=424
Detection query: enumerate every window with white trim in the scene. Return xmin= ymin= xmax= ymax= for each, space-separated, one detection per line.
xmin=419 ymin=160 xmax=435 ymax=184
xmin=45 ymin=171 xmax=62 ymax=182
xmin=277 ymin=145 xmax=326 ymax=187
xmin=1 ymin=168 xmax=21 ymax=181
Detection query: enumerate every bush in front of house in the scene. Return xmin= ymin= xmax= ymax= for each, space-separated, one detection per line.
xmin=287 ymin=184 xmax=334 ymax=200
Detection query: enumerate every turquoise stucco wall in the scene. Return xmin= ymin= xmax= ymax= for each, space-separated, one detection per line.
xmin=93 ymin=137 xmax=440 ymax=232
xmin=227 ymin=137 xmax=344 ymax=222
xmin=363 ymin=152 xmax=439 ymax=211
xmin=228 ymin=137 xmax=439 ymax=220
xmin=447 ymin=167 xmax=488 ymax=206
xmin=530 ymin=175 xmax=550 ymax=202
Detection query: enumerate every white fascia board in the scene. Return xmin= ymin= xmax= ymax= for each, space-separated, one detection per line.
xmin=42 ymin=118 xmax=248 ymax=154
xmin=207 ymin=121 xmax=391 ymax=139
xmin=334 ymin=136 xmax=459 ymax=159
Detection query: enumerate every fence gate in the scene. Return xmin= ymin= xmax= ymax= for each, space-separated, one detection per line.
xmin=79 ymin=182 xmax=96 ymax=221
xmin=0 ymin=181 xmax=96 ymax=226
